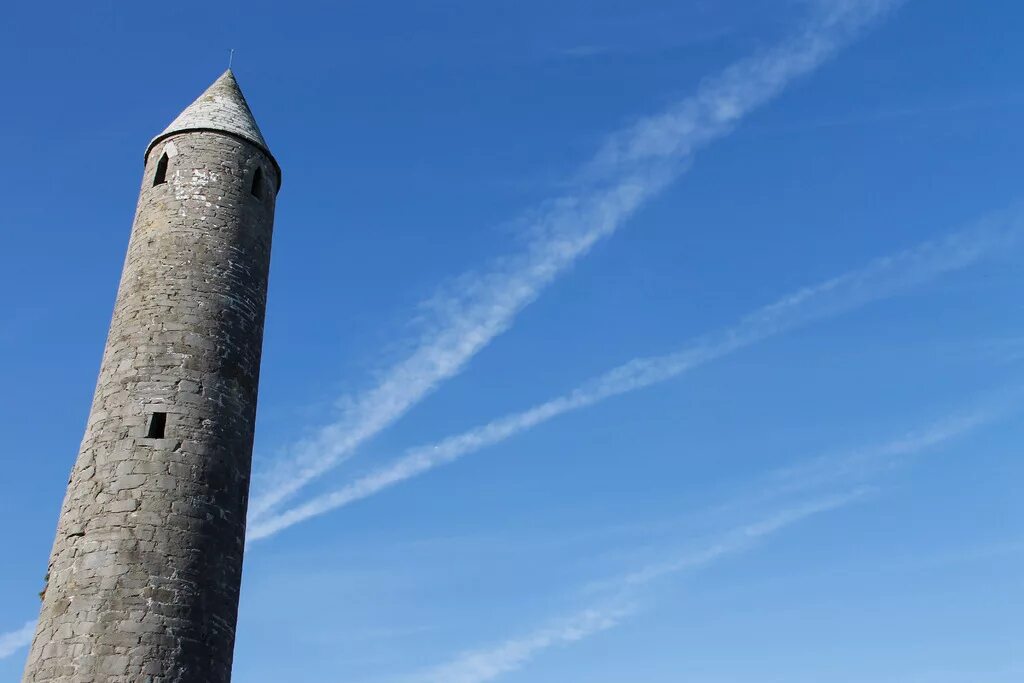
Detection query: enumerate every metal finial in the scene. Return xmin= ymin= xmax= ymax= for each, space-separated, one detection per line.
xmin=228 ymin=49 xmax=235 ymax=69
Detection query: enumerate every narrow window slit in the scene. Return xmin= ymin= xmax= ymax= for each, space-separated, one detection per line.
xmin=250 ymin=167 xmax=263 ymax=198
xmin=146 ymin=412 xmax=167 ymax=439
xmin=154 ymin=153 xmax=169 ymax=186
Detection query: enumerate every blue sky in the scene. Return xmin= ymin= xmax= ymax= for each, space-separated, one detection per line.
xmin=2 ymin=0 xmax=1023 ymax=680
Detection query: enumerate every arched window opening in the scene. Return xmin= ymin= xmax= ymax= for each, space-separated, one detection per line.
xmin=250 ymin=167 xmax=264 ymax=199
xmin=153 ymin=153 xmax=169 ymax=186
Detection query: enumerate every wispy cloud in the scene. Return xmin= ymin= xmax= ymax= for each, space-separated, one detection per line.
xmin=248 ymin=209 xmax=1022 ymax=542
xmin=747 ymin=404 xmax=1009 ymax=507
xmin=410 ymin=604 xmax=633 ymax=683
xmin=409 ymin=490 xmax=865 ymax=683
xmin=585 ymin=402 xmax=1008 ymax=594
xmin=404 ymin=398 xmax=1008 ymax=683
xmin=0 ymin=620 xmax=34 ymax=660
xmin=248 ymin=0 xmax=902 ymax=522
xmin=616 ymin=489 xmax=870 ymax=588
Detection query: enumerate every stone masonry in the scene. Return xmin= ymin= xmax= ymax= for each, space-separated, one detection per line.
xmin=23 ymin=71 xmax=280 ymax=682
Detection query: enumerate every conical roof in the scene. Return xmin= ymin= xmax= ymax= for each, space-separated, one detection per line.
xmin=146 ymin=70 xmax=279 ymax=183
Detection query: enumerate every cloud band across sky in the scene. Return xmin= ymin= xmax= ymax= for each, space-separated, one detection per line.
xmin=247 ymin=0 xmax=903 ymax=523
xmin=406 ymin=398 xmax=1007 ymax=683
xmin=247 ymin=208 xmax=1023 ymax=542
xmin=410 ymin=490 xmax=866 ymax=683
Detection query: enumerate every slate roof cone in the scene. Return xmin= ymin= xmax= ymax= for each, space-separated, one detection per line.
xmin=147 ymin=69 xmax=280 ymax=186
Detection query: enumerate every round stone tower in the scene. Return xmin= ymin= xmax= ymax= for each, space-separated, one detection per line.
xmin=23 ymin=70 xmax=280 ymax=682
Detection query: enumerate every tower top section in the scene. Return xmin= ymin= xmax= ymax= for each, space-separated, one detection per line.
xmin=146 ymin=69 xmax=280 ymax=185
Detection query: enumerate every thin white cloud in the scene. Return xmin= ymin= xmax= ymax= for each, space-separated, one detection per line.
xmin=247 ymin=209 xmax=1023 ymax=542
xmin=616 ymin=489 xmax=870 ymax=588
xmin=404 ymin=399 xmax=1008 ymax=683
xmin=411 ymin=605 xmax=633 ymax=683
xmin=410 ymin=490 xmax=866 ymax=683
xmin=248 ymin=0 xmax=902 ymax=522
xmin=758 ymin=407 xmax=1005 ymax=499
xmin=0 ymin=620 xmax=35 ymax=660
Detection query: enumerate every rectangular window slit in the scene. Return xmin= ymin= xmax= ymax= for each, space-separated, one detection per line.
xmin=250 ymin=167 xmax=264 ymax=198
xmin=146 ymin=412 xmax=167 ymax=439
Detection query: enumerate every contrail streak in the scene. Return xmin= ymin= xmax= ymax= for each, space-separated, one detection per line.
xmin=410 ymin=490 xmax=866 ymax=683
xmin=406 ymin=398 xmax=1007 ymax=683
xmin=247 ymin=208 xmax=1022 ymax=542
xmin=247 ymin=0 xmax=902 ymax=521
xmin=410 ymin=604 xmax=634 ymax=683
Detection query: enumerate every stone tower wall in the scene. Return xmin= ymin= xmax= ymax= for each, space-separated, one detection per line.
xmin=23 ymin=131 xmax=278 ymax=682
